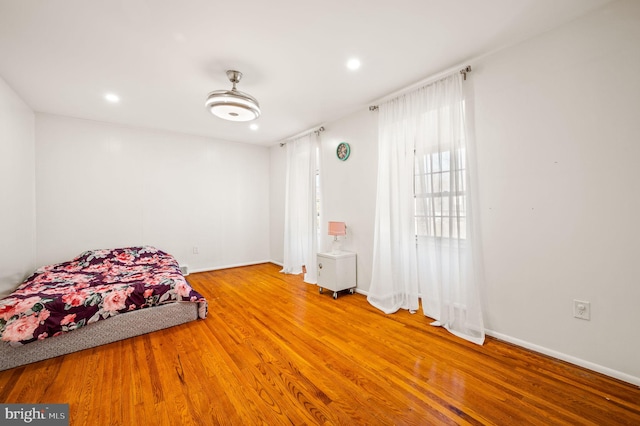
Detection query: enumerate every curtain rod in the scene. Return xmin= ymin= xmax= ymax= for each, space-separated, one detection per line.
xmin=279 ymin=126 xmax=325 ymax=147
xmin=368 ymin=65 xmax=472 ymax=111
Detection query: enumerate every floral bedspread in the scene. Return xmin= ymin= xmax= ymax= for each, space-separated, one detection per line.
xmin=0 ymin=246 xmax=207 ymax=346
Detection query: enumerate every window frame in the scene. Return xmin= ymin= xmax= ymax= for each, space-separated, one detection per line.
xmin=414 ymin=147 xmax=467 ymax=241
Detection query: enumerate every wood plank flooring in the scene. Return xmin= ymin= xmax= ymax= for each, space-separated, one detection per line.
xmin=1 ymin=262 xmax=639 ymax=425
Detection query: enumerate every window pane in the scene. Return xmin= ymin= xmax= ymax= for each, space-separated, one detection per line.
xmin=413 ymin=149 xmax=467 ymax=240
xmin=441 ymin=217 xmax=450 ymax=238
xmin=432 ymin=173 xmax=441 ymax=192
xmin=441 ymin=196 xmax=450 ymax=216
xmin=432 ymin=153 xmax=440 ymax=172
xmin=434 ymin=218 xmax=442 ymax=237
xmin=442 ymin=171 xmax=450 ymax=193
xmin=441 ymin=151 xmax=450 ymax=172
xmin=433 ymin=197 xmax=442 ymax=216
xmin=454 ymin=195 xmax=466 ymax=216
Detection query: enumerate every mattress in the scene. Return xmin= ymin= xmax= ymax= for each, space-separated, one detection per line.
xmin=0 ymin=246 xmax=207 ymax=370
xmin=0 ymin=301 xmax=198 ymax=371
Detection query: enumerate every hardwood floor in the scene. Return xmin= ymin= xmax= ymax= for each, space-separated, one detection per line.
xmin=1 ymin=263 xmax=639 ymax=425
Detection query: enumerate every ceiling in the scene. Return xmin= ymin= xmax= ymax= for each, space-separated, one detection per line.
xmin=0 ymin=0 xmax=612 ymax=147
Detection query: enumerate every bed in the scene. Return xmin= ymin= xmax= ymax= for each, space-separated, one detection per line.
xmin=0 ymin=246 xmax=207 ymax=371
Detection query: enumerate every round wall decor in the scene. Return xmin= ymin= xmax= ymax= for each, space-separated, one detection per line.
xmin=336 ymin=142 xmax=350 ymax=161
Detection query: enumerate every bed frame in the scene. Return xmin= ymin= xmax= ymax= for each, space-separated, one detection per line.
xmin=0 ymin=301 xmax=199 ymax=371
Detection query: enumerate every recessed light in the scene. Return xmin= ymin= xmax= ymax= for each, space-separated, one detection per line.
xmin=346 ymin=58 xmax=361 ymax=71
xmin=250 ymin=123 xmax=259 ymax=131
xmin=105 ymin=93 xmax=120 ymax=103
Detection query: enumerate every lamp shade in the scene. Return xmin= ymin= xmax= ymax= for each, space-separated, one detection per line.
xmin=328 ymin=221 xmax=346 ymax=236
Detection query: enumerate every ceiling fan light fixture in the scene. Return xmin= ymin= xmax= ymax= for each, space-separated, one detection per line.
xmin=205 ymin=70 xmax=261 ymax=122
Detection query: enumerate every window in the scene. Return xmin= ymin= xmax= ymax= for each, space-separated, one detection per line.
xmin=315 ymin=168 xmax=321 ymax=238
xmin=414 ymin=149 xmax=467 ymax=239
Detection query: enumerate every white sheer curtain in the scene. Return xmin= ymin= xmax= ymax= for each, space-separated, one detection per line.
xmin=281 ymin=132 xmax=320 ymax=284
xmin=368 ymin=96 xmax=420 ymax=314
xmin=368 ymin=72 xmax=485 ymax=344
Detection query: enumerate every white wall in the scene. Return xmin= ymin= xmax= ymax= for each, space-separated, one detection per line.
xmin=318 ymin=110 xmax=378 ymax=290
xmin=35 ymin=114 xmax=270 ymax=271
xmin=269 ymin=0 xmax=640 ymax=384
xmin=269 ymin=145 xmax=286 ymax=265
xmin=472 ymin=0 xmax=640 ymax=382
xmin=0 ymin=76 xmax=36 ymax=297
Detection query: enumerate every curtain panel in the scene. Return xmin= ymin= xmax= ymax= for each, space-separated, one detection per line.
xmin=368 ymin=97 xmax=420 ymax=314
xmin=368 ymin=72 xmax=485 ymax=345
xmin=281 ymin=132 xmax=320 ymax=284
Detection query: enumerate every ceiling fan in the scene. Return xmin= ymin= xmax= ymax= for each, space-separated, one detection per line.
xmin=205 ymin=70 xmax=261 ymax=122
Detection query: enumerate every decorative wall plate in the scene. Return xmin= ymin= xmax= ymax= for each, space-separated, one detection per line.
xmin=336 ymin=142 xmax=350 ymax=161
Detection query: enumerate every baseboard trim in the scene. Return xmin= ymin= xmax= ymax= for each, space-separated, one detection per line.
xmin=189 ymin=260 xmax=273 ymax=274
xmin=355 ymin=288 xmax=368 ymax=296
xmin=486 ymin=329 xmax=640 ymax=387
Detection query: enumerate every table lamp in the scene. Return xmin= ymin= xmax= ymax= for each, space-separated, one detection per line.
xmin=328 ymin=221 xmax=347 ymax=254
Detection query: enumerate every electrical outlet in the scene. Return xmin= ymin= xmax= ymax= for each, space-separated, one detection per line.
xmin=193 ymin=246 xmax=199 ymax=255
xmin=573 ymin=300 xmax=590 ymax=321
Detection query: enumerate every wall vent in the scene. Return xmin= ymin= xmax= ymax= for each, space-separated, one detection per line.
xmin=179 ymin=264 xmax=189 ymax=276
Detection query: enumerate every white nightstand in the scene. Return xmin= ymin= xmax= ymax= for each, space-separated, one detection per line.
xmin=317 ymin=251 xmax=357 ymax=299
